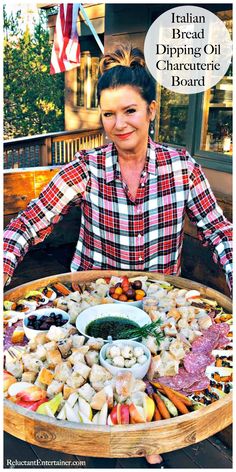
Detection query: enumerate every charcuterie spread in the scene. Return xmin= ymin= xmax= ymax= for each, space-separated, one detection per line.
xmin=4 ymin=275 xmax=232 ymax=426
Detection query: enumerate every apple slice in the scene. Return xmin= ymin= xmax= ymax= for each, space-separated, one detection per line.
xmin=67 ymin=392 xmax=79 ymax=407
xmin=109 ymin=405 xmax=118 ymax=425
xmin=65 ymin=403 xmax=81 ymax=423
xmin=143 ymin=395 xmax=155 ymax=422
xmin=16 ymin=398 xmax=48 ymax=411
xmin=4 ymin=371 xmax=17 ymax=393
xmin=117 ymin=404 xmax=130 ymax=424
xmin=16 ymin=386 xmax=47 ymax=402
xmin=129 ymin=403 xmax=146 ymax=423
xmin=36 ymin=393 xmax=63 ymax=416
xmin=57 ymin=405 xmax=67 ymax=420
xmin=8 ymin=381 xmax=33 ymax=397
xmin=107 ymin=414 xmax=113 ymax=426
xmin=78 ymin=397 xmax=92 ymax=420
xmin=78 ymin=411 xmax=93 ymax=424
xmin=98 ymin=402 xmax=108 ymax=425
xmin=92 ymin=411 xmax=100 ymax=424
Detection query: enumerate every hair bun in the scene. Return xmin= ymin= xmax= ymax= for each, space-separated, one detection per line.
xmin=99 ymin=45 xmax=145 ymax=74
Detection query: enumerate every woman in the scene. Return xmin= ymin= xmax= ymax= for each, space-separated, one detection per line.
xmin=3 ymin=45 xmax=232 ymax=464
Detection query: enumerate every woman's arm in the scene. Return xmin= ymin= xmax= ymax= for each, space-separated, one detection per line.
xmin=186 ymin=156 xmax=232 ymax=292
xmin=4 ymin=156 xmax=88 ymax=285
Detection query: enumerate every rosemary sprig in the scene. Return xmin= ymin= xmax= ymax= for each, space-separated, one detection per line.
xmin=119 ymin=318 xmax=164 ymax=345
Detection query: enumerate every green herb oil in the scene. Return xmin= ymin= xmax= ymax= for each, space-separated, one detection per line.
xmin=86 ymin=316 xmax=139 ymax=340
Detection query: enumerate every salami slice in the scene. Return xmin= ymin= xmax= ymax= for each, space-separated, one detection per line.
xmin=215 ymin=335 xmax=231 ymax=349
xmin=191 ymin=322 xmax=230 ymax=354
xmin=208 ymin=322 xmax=230 ymax=336
xmin=191 ymin=335 xmax=215 ymax=354
xmin=183 ymin=375 xmax=210 ymax=393
xmin=157 ymin=368 xmax=203 ymax=390
xmin=184 ymin=352 xmax=215 ymax=373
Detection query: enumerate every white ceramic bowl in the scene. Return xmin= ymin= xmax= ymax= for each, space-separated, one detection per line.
xmin=76 ymin=303 xmax=151 ymax=342
xmin=23 ymin=308 xmax=70 ymax=340
xmin=99 ymin=340 xmax=151 ymax=379
xmin=107 ymin=293 xmax=143 ymax=308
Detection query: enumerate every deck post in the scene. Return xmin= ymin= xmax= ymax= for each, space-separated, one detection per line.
xmin=40 ymin=137 xmax=52 ymax=166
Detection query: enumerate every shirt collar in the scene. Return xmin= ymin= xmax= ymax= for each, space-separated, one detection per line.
xmin=105 ymin=137 xmax=158 ymax=183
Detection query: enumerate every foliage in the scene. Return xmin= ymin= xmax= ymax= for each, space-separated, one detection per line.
xmin=4 ymin=6 xmax=64 ymax=139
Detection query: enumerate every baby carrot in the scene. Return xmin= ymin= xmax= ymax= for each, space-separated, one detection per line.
xmin=152 ymin=381 xmax=193 ymax=407
xmin=158 ymin=383 xmax=193 ymax=407
xmin=161 ymin=385 xmax=189 ymax=414
xmin=151 ymin=381 xmax=164 ymax=391
xmin=153 ymin=393 xmax=171 ymax=419
xmin=150 ymin=394 xmax=162 ymax=421
xmin=52 ymin=282 xmax=71 ymax=296
xmin=153 ymin=406 xmax=162 ymax=421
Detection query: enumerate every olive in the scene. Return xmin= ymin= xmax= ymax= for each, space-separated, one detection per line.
xmin=40 ymin=322 xmax=50 ymax=330
xmin=28 ymin=315 xmax=37 ymax=321
xmin=34 ymin=321 xmax=41 ymax=330
xmin=115 ymin=282 xmax=122 ymax=288
xmin=125 ymin=288 xmax=136 ymax=299
xmin=132 ymin=280 xmax=142 ymax=290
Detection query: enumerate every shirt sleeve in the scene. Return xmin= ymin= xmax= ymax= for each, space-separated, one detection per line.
xmin=4 ymin=155 xmax=88 ymax=284
xmin=186 ymin=154 xmax=232 ymax=292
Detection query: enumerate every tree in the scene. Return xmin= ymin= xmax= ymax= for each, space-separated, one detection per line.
xmin=4 ymin=6 xmax=64 ymax=139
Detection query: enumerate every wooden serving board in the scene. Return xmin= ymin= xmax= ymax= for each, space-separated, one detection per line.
xmin=4 ymin=270 xmax=233 ymax=458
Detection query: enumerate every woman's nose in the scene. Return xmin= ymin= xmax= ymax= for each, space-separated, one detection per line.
xmin=115 ymin=114 xmax=126 ymax=130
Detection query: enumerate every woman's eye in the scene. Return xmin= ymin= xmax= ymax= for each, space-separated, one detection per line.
xmin=103 ymin=112 xmax=113 ymax=117
xmin=126 ymin=108 xmax=136 ymax=114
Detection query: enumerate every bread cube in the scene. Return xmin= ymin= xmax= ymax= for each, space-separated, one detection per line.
xmin=47 ymin=380 xmax=64 ymax=398
xmin=37 ymin=367 xmax=54 ymax=385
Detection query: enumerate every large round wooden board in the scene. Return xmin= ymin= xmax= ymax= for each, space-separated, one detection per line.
xmin=4 ymin=270 xmax=233 ymax=458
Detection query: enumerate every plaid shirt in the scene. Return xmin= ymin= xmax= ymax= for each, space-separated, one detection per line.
xmin=4 ymin=138 xmax=232 ymax=290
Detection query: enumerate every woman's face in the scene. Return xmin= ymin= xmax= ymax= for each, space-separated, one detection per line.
xmin=100 ymin=85 xmax=156 ymax=155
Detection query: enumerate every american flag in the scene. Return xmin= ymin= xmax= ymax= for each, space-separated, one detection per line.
xmin=50 ymin=4 xmax=81 ymax=74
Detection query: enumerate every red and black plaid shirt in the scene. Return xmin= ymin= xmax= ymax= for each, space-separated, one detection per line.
xmin=4 ymin=138 xmax=232 ymax=289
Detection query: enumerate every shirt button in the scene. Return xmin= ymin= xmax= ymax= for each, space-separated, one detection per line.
xmin=141 ymin=183 xmax=145 ymax=187
xmin=138 ymin=233 xmax=142 ymax=238
xmin=142 ymin=171 xmax=146 ymax=176
xmin=139 ymin=256 xmax=143 ymax=261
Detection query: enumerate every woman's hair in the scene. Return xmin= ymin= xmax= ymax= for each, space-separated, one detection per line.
xmin=97 ymin=45 xmax=156 ymax=105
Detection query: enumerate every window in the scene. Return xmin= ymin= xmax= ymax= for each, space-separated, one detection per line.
xmin=154 ymin=8 xmax=232 ymax=173
xmin=193 ymin=9 xmax=232 ymax=172
xmin=199 ymin=12 xmax=232 ymax=156
xmin=156 ymin=86 xmax=189 ymax=147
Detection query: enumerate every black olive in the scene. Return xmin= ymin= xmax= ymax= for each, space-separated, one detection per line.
xmin=39 ymin=322 xmax=50 ymax=330
xmin=34 ymin=321 xmax=41 ymax=330
xmin=132 ymin=280 xmax=142 ymax=290
xmin=224 ymin=384 xmax=231 ymax=394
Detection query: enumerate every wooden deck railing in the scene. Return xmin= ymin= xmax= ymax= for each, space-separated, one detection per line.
xmin=4 ymin=127 xmax=104 ymax=169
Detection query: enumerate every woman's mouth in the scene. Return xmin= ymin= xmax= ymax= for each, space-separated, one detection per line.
xmin=115 ymin=131 xmax=134 ymax=140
